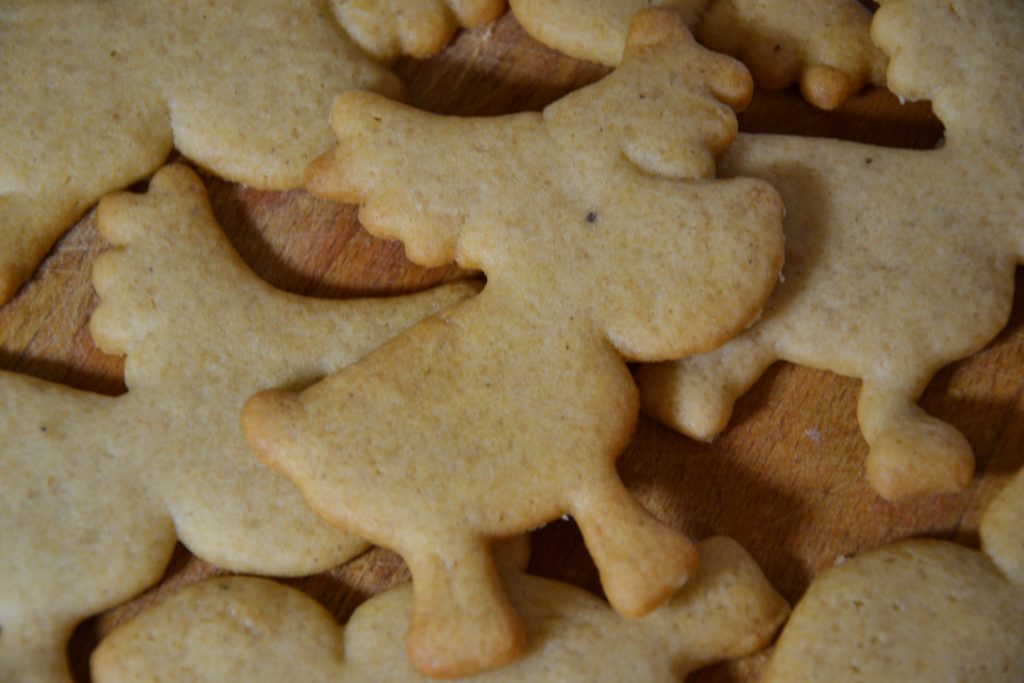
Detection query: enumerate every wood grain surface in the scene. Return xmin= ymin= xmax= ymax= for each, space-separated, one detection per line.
xmin=3 ymin=13 xmax=1022 ymax=683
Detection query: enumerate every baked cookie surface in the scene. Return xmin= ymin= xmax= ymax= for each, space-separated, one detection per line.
xmin=246 ymin=9 xmax=784 ymax=677
xmin=0 ymin=0 xmax=403 ymax=305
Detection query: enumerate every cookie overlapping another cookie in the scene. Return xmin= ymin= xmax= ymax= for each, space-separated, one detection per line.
xmin=0 ymin=165 xmax=474 ymax=683
xmin=0 ymin=0 xmax=405 ymax=306
xmin=92 ymin=538 xmax=788 ymax=683
xmin=336 ymin=0 xmax=506 ymax=63
xmin=508 ymin=0 xmax=886 ymax=109
xmin=243 ymin=8 xmax=784 ymax=677
xmin=638 ymin=0 xmax=1024 ymax=500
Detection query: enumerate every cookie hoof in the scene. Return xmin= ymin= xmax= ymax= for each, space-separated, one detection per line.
xmin=866 ymin=417 xmax=973 ymax=500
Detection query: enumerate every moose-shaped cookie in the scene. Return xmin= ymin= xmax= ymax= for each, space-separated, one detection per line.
xmin=0 ymin=165 xmax=472 ymax=683
xmin=242 ymin=9 xmax=784 ymax=677
xmin=638 ymin=0 xmax=1024 ymax=500
xmin=763 ymin=461 xmax=1024 ymax=681
xmin=92 ymin=537 xmax=788 ymax=683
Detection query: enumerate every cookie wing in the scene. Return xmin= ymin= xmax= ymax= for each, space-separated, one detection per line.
xmin=91 ymin=164 xmax=473 ymax=395
xmin=307 ymin=90 xmax=545 ymax=268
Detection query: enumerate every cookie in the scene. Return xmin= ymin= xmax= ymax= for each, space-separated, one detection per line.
xmin=508 ymin=0 xmax=886 ymax=109
xmin=244 ymin=9 xmax=784 ymax=676
xmin=508 ymin=0 xmax=708 ymax=66
xmin=637 ymin=0 xmax=1024 ymax=500
xmin=0 ymin=0 xmax=404 ymax=306
xmin=336 ymin=0 xmax=507 ymax=63
xmin=697 ymin=0 xmax=886 ymax=110
xmin=92 ymin=537 xmax=788 ymax=683
xmin=762 ymin=466 xmax=1024 ymax=682
xmin=0 ymin=165 xmax=474 ymax=683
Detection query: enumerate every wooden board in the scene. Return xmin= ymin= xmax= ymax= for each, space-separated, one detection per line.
xmin=2 ymin=13 xmax=1022 ymax=682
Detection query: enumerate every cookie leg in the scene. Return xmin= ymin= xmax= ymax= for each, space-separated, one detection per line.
xmin=857 ymin=381 xmax=973 ymax=500
xmin=404 ymin=537 xmax=525 ymax=678
xmin=571 ymin=475 xmax=698 ymax=618
xmin=637 ymin=335 xmax=776 ymax=441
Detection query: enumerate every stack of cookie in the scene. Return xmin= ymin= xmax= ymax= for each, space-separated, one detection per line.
xmin=2 ymin=1 xmax=1022 ymax=682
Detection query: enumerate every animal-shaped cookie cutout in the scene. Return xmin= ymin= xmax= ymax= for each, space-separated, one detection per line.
xmin=637 ymin=0 xmax=1024 ymax=500
xmin=242 ymin=9 xmax=784 ymax=677
xmin=508 ymin=0 xmax=886 ymax=109
xmin=336 ymin=0 xmax=506 ymax=62
xmin=93 ymin=537 xmax=789 ymax=683
xmin=0 ymin=165 xmax=473 ymax=683
xmin=763 ymin=465 xmax=1024 ymax=681
xmin=0 ymin=0 xmax=405 ymax=307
